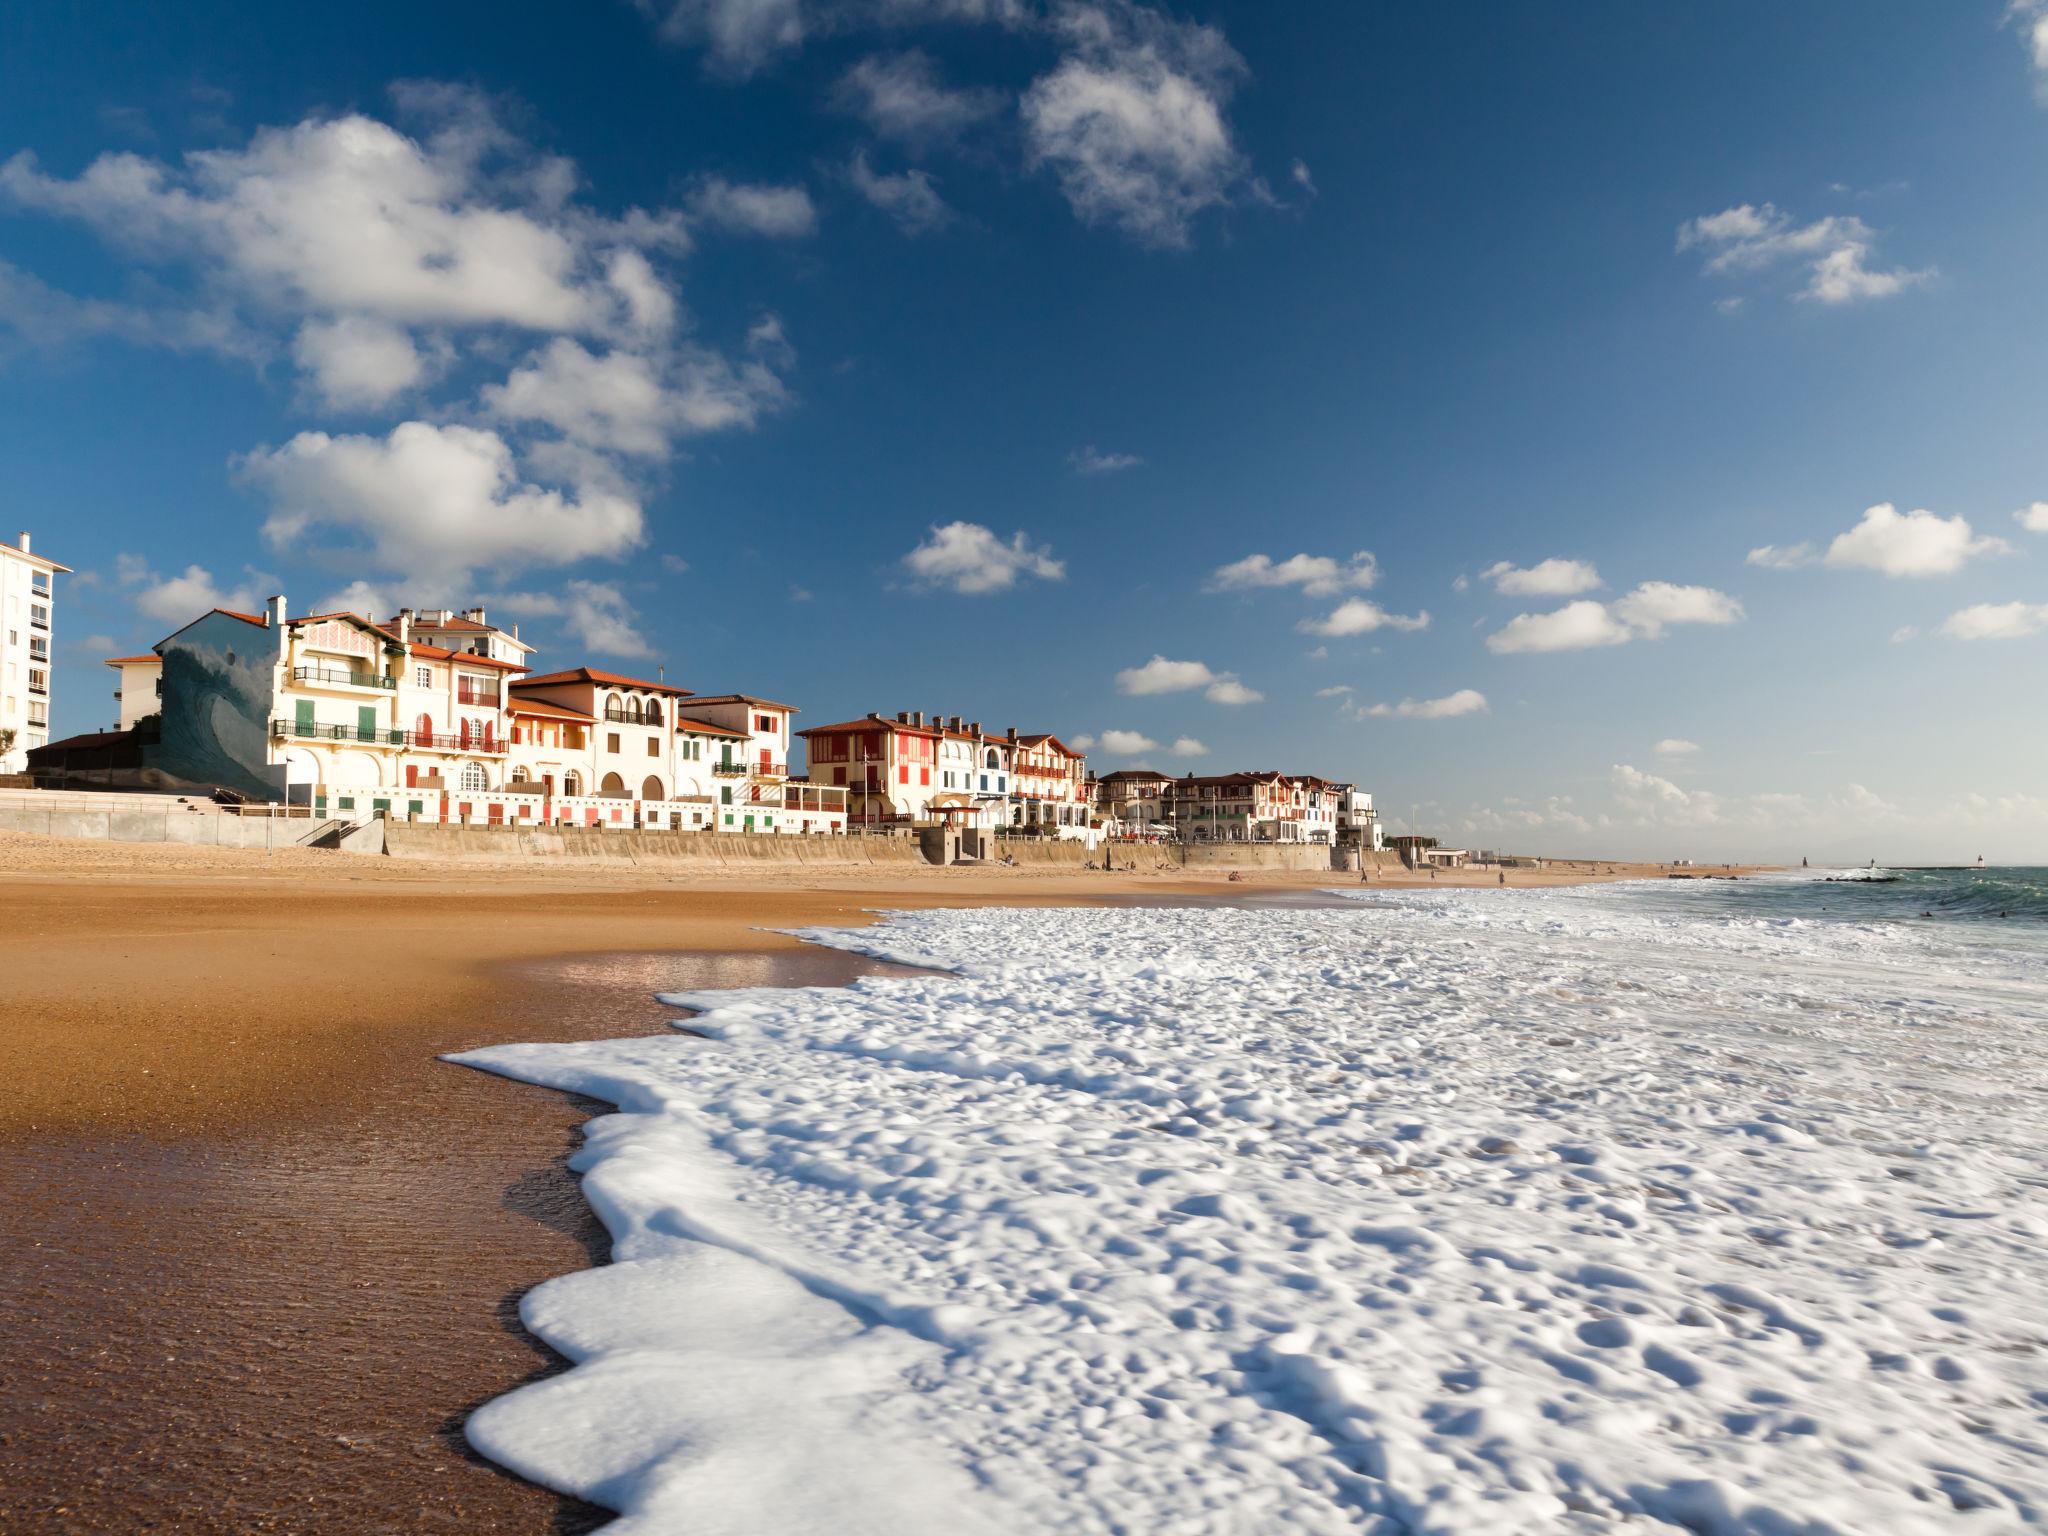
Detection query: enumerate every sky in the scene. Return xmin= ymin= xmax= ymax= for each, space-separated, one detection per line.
xmin=3 ymin=0 xmax=2046 ymax=862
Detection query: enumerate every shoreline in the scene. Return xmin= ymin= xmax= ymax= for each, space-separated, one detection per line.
xmin=0 ymin=833 xmax=1761 ymax=1530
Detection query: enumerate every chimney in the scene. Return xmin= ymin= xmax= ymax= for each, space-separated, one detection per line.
xmin=511 ymin=623 xmax=520 ymax=640
xmin=398 ymin=610 xmax=412 ymax=644
xmin=913 ymin=710 xmax=926 ymax=728
xmin=467 ymin=607 xmax=485 ymax=624
xmin=16 ymin=531 xmax=28 ymax=554
xmin=968 ymin=721 xmax=980 ymax=736
xmin=896 ymin=710 xmax=910 ymax=724
xmin=1007 ymin=726 xmax=1018 ymax=743
xmin=266 ymin=594 xmax=286 ymax=629
xmin=950 ymin=716 xmax=963 ymax=731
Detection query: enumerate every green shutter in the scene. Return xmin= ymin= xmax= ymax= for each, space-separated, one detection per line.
xmin=357 ymin=705 xmax=377 ymax=742
xmin=295 ymin=698 xmax=315 ymax=735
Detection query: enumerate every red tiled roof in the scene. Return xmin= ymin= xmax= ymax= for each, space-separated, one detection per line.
xmin=508 ymin=697 xmax=595 ymax=722
xmin=674 ymin=716 xmax=749 ymax=738
xmin=153 ymin=606 xmax=269 ymax=649
xmin=684 ymin=693 xmax=797 ymax=711
xmin=800 ymin=716 xmax=942 ymax=738
xmin=514 ymin=667 xmax=693 ymax=696
xmin=102 ymin=654 xmax=160 ymax=666
xmin=409 ymin=642 xmax=528 ymax=672
xmin=1016 ymin=733 xmax=1084 ymax=758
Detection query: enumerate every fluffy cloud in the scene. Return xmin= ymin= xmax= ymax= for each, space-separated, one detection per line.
xmin=489 ymin=580 xmax=652 ymax=657
xmin=834 ymin=50 xmax=1003 ymax=144
xmin=847 ymin=152 xmax=953 ymax=234
xmin=1655 ymin=738 xmax=1700 ymax=756
xmin=1069 ymin=444 xmax=1144 ymax=475
xmin=126 ymin=561 xmax=268 ymax=624
xmin=1611 ymin=762 xmax=1720 ymax=826
xmin=482 ymin=333 xmax=790 ymax=455
xmin=1480 ymin=557 xmax=1600 ymax=597
xmin=239 ymin=421 xmax=644 ymax=589
xmin=2014 ymin=501 xmax=2048 ymax=533
xmin=1939 ymin=601 xmax=2048 ymax=641
xmin=291 ymin=315 xmax=438 ymax=411
xmin=902 ymin=520 xmax=1064 ymax=593
xmin=1746 ymin=541 xmax=1816 ymax=570
xmin=636 ymin=0 xmax=807 ymax=76
xmin=1021 ymin=5 xmax=1247 ymax=247
xmin=1092 ymin=728 xmax=1159 ymax=755
xmin=1677 ymin=202 xmax=1929 ymax=306
xmin=1366 ymin=688 xmax=1487 ymax=720
xmin=1488 ymin=583 xmax=1742 ymax=654
xmin=688 ymin=176 xmax=818 ymax=238
xmin=1297 ymin=598 xmax=1430 ymax=637
xmin=1210 ymin=550 xmax=1377 ymax=598
xmin=0 ymin=257 xmax=258 ymax=363
xmin=1168 ymin=736 xmax=1207 ymax=757
xmin=1824 ymin=503 xmax=2008 ymax=577
xmin=2011 ymin=1 xmax=2048 ymax=96
xmin=1114 ymin=654 xmax=1261 ymax=704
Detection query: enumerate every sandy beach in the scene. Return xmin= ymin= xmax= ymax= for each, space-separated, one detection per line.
xmin=0 ymin=832 xmax=1738 ymax=1531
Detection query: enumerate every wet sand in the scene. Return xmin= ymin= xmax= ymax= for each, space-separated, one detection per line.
xmin=0 ymin=835 xmax=1733 ymax=1530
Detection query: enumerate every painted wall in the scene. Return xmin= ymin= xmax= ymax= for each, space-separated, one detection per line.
xmin=147 ymin=613 xmax=283 ymax=799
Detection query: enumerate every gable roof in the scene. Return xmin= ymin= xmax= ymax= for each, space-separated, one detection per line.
xmin=289 ymin=611 xmax=402 ymax=645
xmin=409 ymin=642 xmax=527 ymax=672
xmin=674 ymin=716 xmax=749 ymax=738
xmin=513 ymin=666 xmax=693 ymax=697
xmin=153 ymin=606 xmax=271 ymax=650
xmin=684 ymin=693 xmax=797 ymax=711
xmin=1015 ymin=733 xmax=1084 ymax=758
xmin=799 ymin=715 xmax=942 ymax=739
xmin=103 ymin=654 xmax=161 ymax=667
xmin=507 ymin=697 xmax=595 ymax=722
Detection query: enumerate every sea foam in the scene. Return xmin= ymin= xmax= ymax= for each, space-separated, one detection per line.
xmin=454 ymin=883 xmax=2048 ymax=1533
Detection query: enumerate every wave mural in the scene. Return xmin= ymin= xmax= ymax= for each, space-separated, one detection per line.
xmin=147 ymin=612 xmax=282 ymax=799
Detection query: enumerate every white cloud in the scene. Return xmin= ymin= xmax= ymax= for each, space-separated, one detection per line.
xmin=688 ymin=176 xmax=818 ymax=238
xmin=1891 ymin=625 xmax=1919 ymax=644
xmin=2015 ymin=1 xmax=2048 ymax=96
xmin=481 ymin=334 xmax=790 ymax=456
xmin=1824 ymin=503 xmax=2009 ymax=577
xmin=1480 ymin=557 xmax=1600 ymax=597
xmin=1488 ymin=599 xmax=1632 ymax=654
xmin=1747 ymin=541 xmax=1816 ymax=570
xmin=1021 ymin=6 xmax=1247 ymax=247
xmin=2014 ymin=501 xmax=2048 ymax=533
xmin=1314 ymin=684 xmax=1354 ymax=698
xmin=1094 ymin=728 xmax=1158 ymax=755
xmin=1297 ymin=597 xmax=1430 ymax=637
xmin=834 ymin=50 xmax=1002 ymax=144
xmin=1611 ymin=762 xmax=1720 ymax=826
xmin=1067 ymin=733 xmax=1096 ymax=750
xmin=1676 ymin=201 xmax=1929 ymax=306
xmin=636 ymin=0 xmax=807 ymax=76
xmin=1611 ymin=581 xmax=1745 ymax=637
xmin=491 ymin=580 xmax=652 ymax=657
xmin=847 ymin=152 xmax=953 ymax=234
xmin=239 ymin=420 xmax=644 ymax=589
xmin=1069 ymin=444 xmax=1144 ymax=475
xmin=1366 ymin=688 xmax=1487 ymax=720
xmin=1655 ymin=738 xmax=1699 ymax=756
xmin=1210 ymin=550 xmax=1377 ymax=598
xmin=291 ymin=315 xmax=436 ymax=411
xmin=0 ymin=257 xmax=258 ymax=363
xmin=1450 ymin=573 xmax=1469 ymax=593
xmin=133 ymin=563 xmax=265 ymax=624
xmin=1939 ymin=601 xmax=2048 ymax=641
xmin=316 ymin=578 xmax=392 ymax=617
xmin=1488 ymin=583 xmax=1742 ymax=653
xmin=1168 ymin=735 xmax=1207 ymax=757
xmin=902 ymin=520 xmax=1064 ymax=594
xmin=1114 ymin=654 xmax=1261 ymax=704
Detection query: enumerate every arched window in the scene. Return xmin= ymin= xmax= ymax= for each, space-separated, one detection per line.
xmin=415 ymin=713 xmax=433 ymax=742
xmin=563 ymin=771 xmax=582 ymax=797
xmin=605 ymin=695 xmax=625 ymax=721
xmin=646 ymin=701 xmax=663 ymax=727
xmin=510 ymin=765 xmax=530 ymax=784
xmin=641 ymin=775 xmax=664 ymax=801
xmin=460 ymin=761 xmax=489 ymax=792
xmin=600 ymin=771 xmax=626 ymax=796
xmin=986 ymin=748 xmax=1000 ymax=769
xmin=482 ymin=721 xmax=495 ymax=752
xmin=459 ymin=718 xmax=473 ymax=749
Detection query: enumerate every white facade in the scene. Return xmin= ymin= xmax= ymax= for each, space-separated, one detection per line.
xmin=0 ymin=531 xmax=67 ymax=771
xmin=106 ymin=654 xmax=164 ymax=731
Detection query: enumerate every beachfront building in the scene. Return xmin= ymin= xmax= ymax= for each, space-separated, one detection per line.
xmin=799 ymin=711 xmax=946 ymax=828
xmin=1094 ymin=768 xmax=1173 ymax=833
xmin=506 ymin=695 xmax=596 ymax=798
xmin=510 ymin=667 xmax=691 ymax=813
xmin=106 ymin=654 xmax=163 ymax=731
xmin=929 ymin=718 xmax=1010 ymax=831
xmin=1010 ymin=733 xmax=1091 ymax=837
xmin=391 ymin=606 xmax=537 ymax=668
xmin=1 ymin=530 xmax=69 ymax=772
xmin=1336 ymin=785 xmax=1382 ymax=850
xmin=1285 ymin=775 xmax=1343 ymax=844
xmin=682 ymin=693 xmax=846 ymax=834
xmin=1163 ymin=771 xmax=1291 ymax=842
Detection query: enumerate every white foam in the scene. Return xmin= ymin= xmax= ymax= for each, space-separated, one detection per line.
xmin=454 ymin=886 xmax=2048 ymax=1532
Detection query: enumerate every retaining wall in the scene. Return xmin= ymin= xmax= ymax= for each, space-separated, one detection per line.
xmin=382 ymin=823 xmax=931 ymax=865
xmin=0 ymin=802 xmax=309 ymax=849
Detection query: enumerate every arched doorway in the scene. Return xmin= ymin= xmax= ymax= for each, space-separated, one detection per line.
xmin=459 ymin=761 xmax=489 ymax=792
xmin=562 ymin=771 xmax=582 ymax=797
xmin=641 ymin=775 xmax=664 ymax=801
xmin=600 ymin=772 xmax=626 ymax=796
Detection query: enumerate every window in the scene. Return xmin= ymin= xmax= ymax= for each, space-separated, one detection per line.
xmin=642 ymin=775 xmax=664 ymax=800
xmin=755 ymin=714 xmax=773 ymax=733
xmin=608 ymin=732 xmax=621 ymax=754
xmin=899 ymin=764 xmax=909 ymax=784
xmin=510 ymin=766 xmax=530 ymax=784
xmin=460 ymin=762 xmax=489 ymax=792
xmin=415 ymin=665 xmax=432 ymax=688
xmin=720 ymin=786 xmax=732 ymax=805
xmin=647 ymin=737 xmax=660 ymax=757
xmin=563 ymin=772 xmax=582 ymax=796
xmin=920 ymin=767 xmax=930 ymax=786
xmin=27 ymin=668 xmax=47 ymax=695
xmin=29 ymin=604 xmax=48 ymax=629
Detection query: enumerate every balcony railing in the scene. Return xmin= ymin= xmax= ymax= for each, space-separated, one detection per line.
xmin=269 ymin=718 xmax=509 ymax=754
xmin=711 ymin=760 xmax=749 ymax=776
xmin=456 ymin=681 xmax=501 ymax=705
xmin=292 ymin=665 xmax=396 ymax=691
xmin=750 ymin=760 xmax=788 ymax=778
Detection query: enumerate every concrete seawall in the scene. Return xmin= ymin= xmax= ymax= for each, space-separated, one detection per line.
xmin=382 ymin=824 xmax=933 ymax=865
xmin=0 ymin=802 xmax=305 ymax=850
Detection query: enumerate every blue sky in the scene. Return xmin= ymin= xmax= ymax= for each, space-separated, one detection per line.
xmin=4 ymin=1 xmax=2047 ymax=860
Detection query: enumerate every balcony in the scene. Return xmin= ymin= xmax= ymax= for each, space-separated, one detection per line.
xmin=456 ymin=681 xmax=501 ymax=706
xmin=269 ymin=718 xmax=509 ymax=755
xmin=292 ymin=665 xmax=396 ymax=691
xmin=711 ymin=761 xmax=749 ymax=776
xmin=749 ymin=760 xmax=789 ymax=778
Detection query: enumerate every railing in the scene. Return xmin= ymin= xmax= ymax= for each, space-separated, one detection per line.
xmin=268 ymin=718 xmax=508 ymax=754
xmin=749 ymin=760 xmax=788 ymax=778
xmin=456 ymin=681 xmax=501 ymax=705
xmin=711 ymin=761 xmax=749 ymax=776
xmin=292 ymin=665 xmax=395 ymax=691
